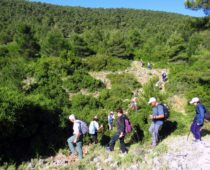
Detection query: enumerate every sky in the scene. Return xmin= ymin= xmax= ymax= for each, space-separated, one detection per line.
xmin=31 ymin=0 xmax=205 ymax=17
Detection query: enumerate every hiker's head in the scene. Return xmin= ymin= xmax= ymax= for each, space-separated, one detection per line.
xmin=110 ymin=111 xmax=114 ymax=115
xmin=69 ymin=114 xmax=76 ymax=122
xmin=116 ymin=108 xmax=123 ymax=117
xmin=93 ymin=115 xmax=98 ymax=121
xmin=190 ymin=97 xmax=200 ymax=106
xmin=148 ymin=97 xmax=157 ymax=107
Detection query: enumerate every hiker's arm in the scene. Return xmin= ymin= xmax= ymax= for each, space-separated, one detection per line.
xmin=73 ymin=132 xmax=80 ymax=143
xmin=95 ymin=122 xmax=99 ymax=130
xmin=73 ymin=123 xmax=80 ymax=143
xmin=152 ymin=114 xmax=164 ymax=119
xmin=153 ymin=105 xmax=164 ymax=119
xmin=119 ymin=118 xmax=125 ymax=138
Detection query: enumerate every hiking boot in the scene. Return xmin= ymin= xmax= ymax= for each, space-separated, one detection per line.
xmin=150 ymin=144 xmax=157 ymax=148
xmin=106 ymin=147 xmax=113 ymax=152
xmin=120 ymin=152 xmax=128 ymax=157
xmin=70 ymin=152 xmax=77 ymax=157
xmin=120 ymin=149 xmax=128 ymax=154
xmin=192 ymin=139 xmax=201 ymax=143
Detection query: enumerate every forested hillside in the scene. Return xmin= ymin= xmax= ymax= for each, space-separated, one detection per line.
xmin=0 ymin=0 xmax=210 ymax=167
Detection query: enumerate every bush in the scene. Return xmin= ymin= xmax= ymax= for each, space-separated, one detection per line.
xmin=99 ymin=85 xmax=132 ymax=110
xmin=63 ymin=70 xmax=104 ymax=92
xmin=84 ymin=55 xmax=130 ymax=71
xmin=107 ymin=73 xmax=141 ymax=91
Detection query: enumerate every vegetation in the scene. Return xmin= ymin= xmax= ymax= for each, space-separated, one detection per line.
xmin=185 ymin=0 xmax=210 ymax=15
xmin=0 ymin=0 xmax=210 ymax=167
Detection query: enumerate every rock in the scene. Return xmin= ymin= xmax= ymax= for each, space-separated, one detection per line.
xmin=93 ymin=157 xmax=100 ymax=163
xmin=27 ymin=163 xmax=33 ymax=170
xmin=110 ymin=161 xmax=119 ymax=169
xmin=104 ymin=156 xmax=112 ymax=163
xmin=170 ymin=160 xmax=180 ymax=169
xmin=130 ymin=164 xmax=139 ymax=170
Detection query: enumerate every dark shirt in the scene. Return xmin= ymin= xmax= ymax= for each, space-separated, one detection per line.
xmin=117 ymin=115 xmax=125 ymax=134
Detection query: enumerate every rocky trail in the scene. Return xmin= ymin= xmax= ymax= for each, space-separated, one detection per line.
xmin=67 ymin=61 xmax=167 ymax=100
xmin=25 ymin=134 xmax=210 ymax=170
xmin=89 ymin=61 xmax=167 ymax=90
xmin=154 ymin=135 xmax=210 ymax=170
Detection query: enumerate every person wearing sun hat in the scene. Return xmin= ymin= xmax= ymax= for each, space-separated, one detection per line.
xmin=148 ymin=97 xmax=165 ymax=147
xmin=190 ymin=97 xmax=206 ymax=142
xmin=89 ymin=115 xmax=103 ymax=144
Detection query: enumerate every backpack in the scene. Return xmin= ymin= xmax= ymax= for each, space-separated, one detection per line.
xmin=124 ymin=116 xmax=132 ymax=134
xmin=89 ymin=121 xmax=96 ymax=134
xmin=205 ymin=112 xmax=210 ymax=121
xmin=78 ymin=120 xmax=89 ymax=135
xmin=203 ymin=105 xmax=210 ymax=121
xmin=159 ymin=103 xmax=170 ymax=120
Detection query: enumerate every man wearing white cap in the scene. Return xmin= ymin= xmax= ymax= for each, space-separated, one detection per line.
xmin=148 ymin=97 xmax=165 ymax=147
xmin=67 ymin=114 xmax=83 ymax=160
xmin=190 ymin=97 xmax=206 ymax=142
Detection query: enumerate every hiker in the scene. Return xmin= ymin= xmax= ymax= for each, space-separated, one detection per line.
xmin=189 ymin=97 xmax=205 ymax=142
xmin=130 ymin=97 xmax=138 ymax=110
xmin=162 ymin=71 xmax=167 ymax=82
xmin=89 ymin=116 xmax=103 ymax=144
xmin=155 ymin=80 xmax=163 ymax=90
xmin=148 ymin=97 xmax=165 ymax=147
xmin=67 ymin=114 xmax=83 ymax=160
xmin=147 ymin=62 xmax=151 ymax=70
xmin=107 ymin=108 xmax=128 ymax=154
xmin=108 ymin=111 xmax=115 ymax=130
xmin=140 ymin=59 xmax=144 ymax=67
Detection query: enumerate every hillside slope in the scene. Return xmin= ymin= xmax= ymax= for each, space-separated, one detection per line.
xmin=16 ymin=133 xmax=210 ymax=170
xmin=1 ymin=0 xmax=210 ymax=167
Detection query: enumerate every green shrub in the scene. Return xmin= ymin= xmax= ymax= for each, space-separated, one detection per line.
xmin=99 ymin=86 xmax=132 ymax=110
xmin=84 ymin=55 xmax=130 ymax=71
xmin=63 ymin=70 xmax=104 ymax=92
xmin=107 ymin=73 xmax=141 ymax=90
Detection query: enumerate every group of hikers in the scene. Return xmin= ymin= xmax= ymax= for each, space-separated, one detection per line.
xmin=66 ymin=96 xmax=209 ymax=160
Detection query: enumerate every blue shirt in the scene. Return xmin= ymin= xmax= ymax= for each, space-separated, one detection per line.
xmin=152 ymin=104 xmax=164 ymax=125
xmin=194 ymin=103 xmax=205 ymax=125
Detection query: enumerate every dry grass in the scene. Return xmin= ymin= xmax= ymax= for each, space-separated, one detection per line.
xmin=168 ymin=95 xmax=187 ymax=115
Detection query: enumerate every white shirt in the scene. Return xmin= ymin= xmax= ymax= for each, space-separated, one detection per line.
xmin=89 ymin=120 xmax=99 ymax=134
xmin=93 ymin=120 xmax=99 ymax=130
xmin=73 ymin=120 xmax=80 ymax=135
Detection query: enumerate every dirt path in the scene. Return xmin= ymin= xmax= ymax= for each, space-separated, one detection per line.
xmin=89 ymin=61 xmax=167 ymax=90
xmin=66 ymin=61 xmax=168 ymax=100
xmin=89 ymin=71 xmax=113 ymax=89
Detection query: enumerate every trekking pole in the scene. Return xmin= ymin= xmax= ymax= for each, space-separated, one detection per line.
xmin=187 ymin=119 xmax=193 ymax=141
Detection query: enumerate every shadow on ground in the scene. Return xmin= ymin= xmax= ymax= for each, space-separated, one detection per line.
xmin=159 ymin=120 xmax=178 ymax=141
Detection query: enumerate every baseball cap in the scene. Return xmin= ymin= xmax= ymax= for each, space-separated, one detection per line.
xmin=148 ymin=97 xmax=156 ymax=104
xmin=190 ymin=97 xmax=200 ymax=104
